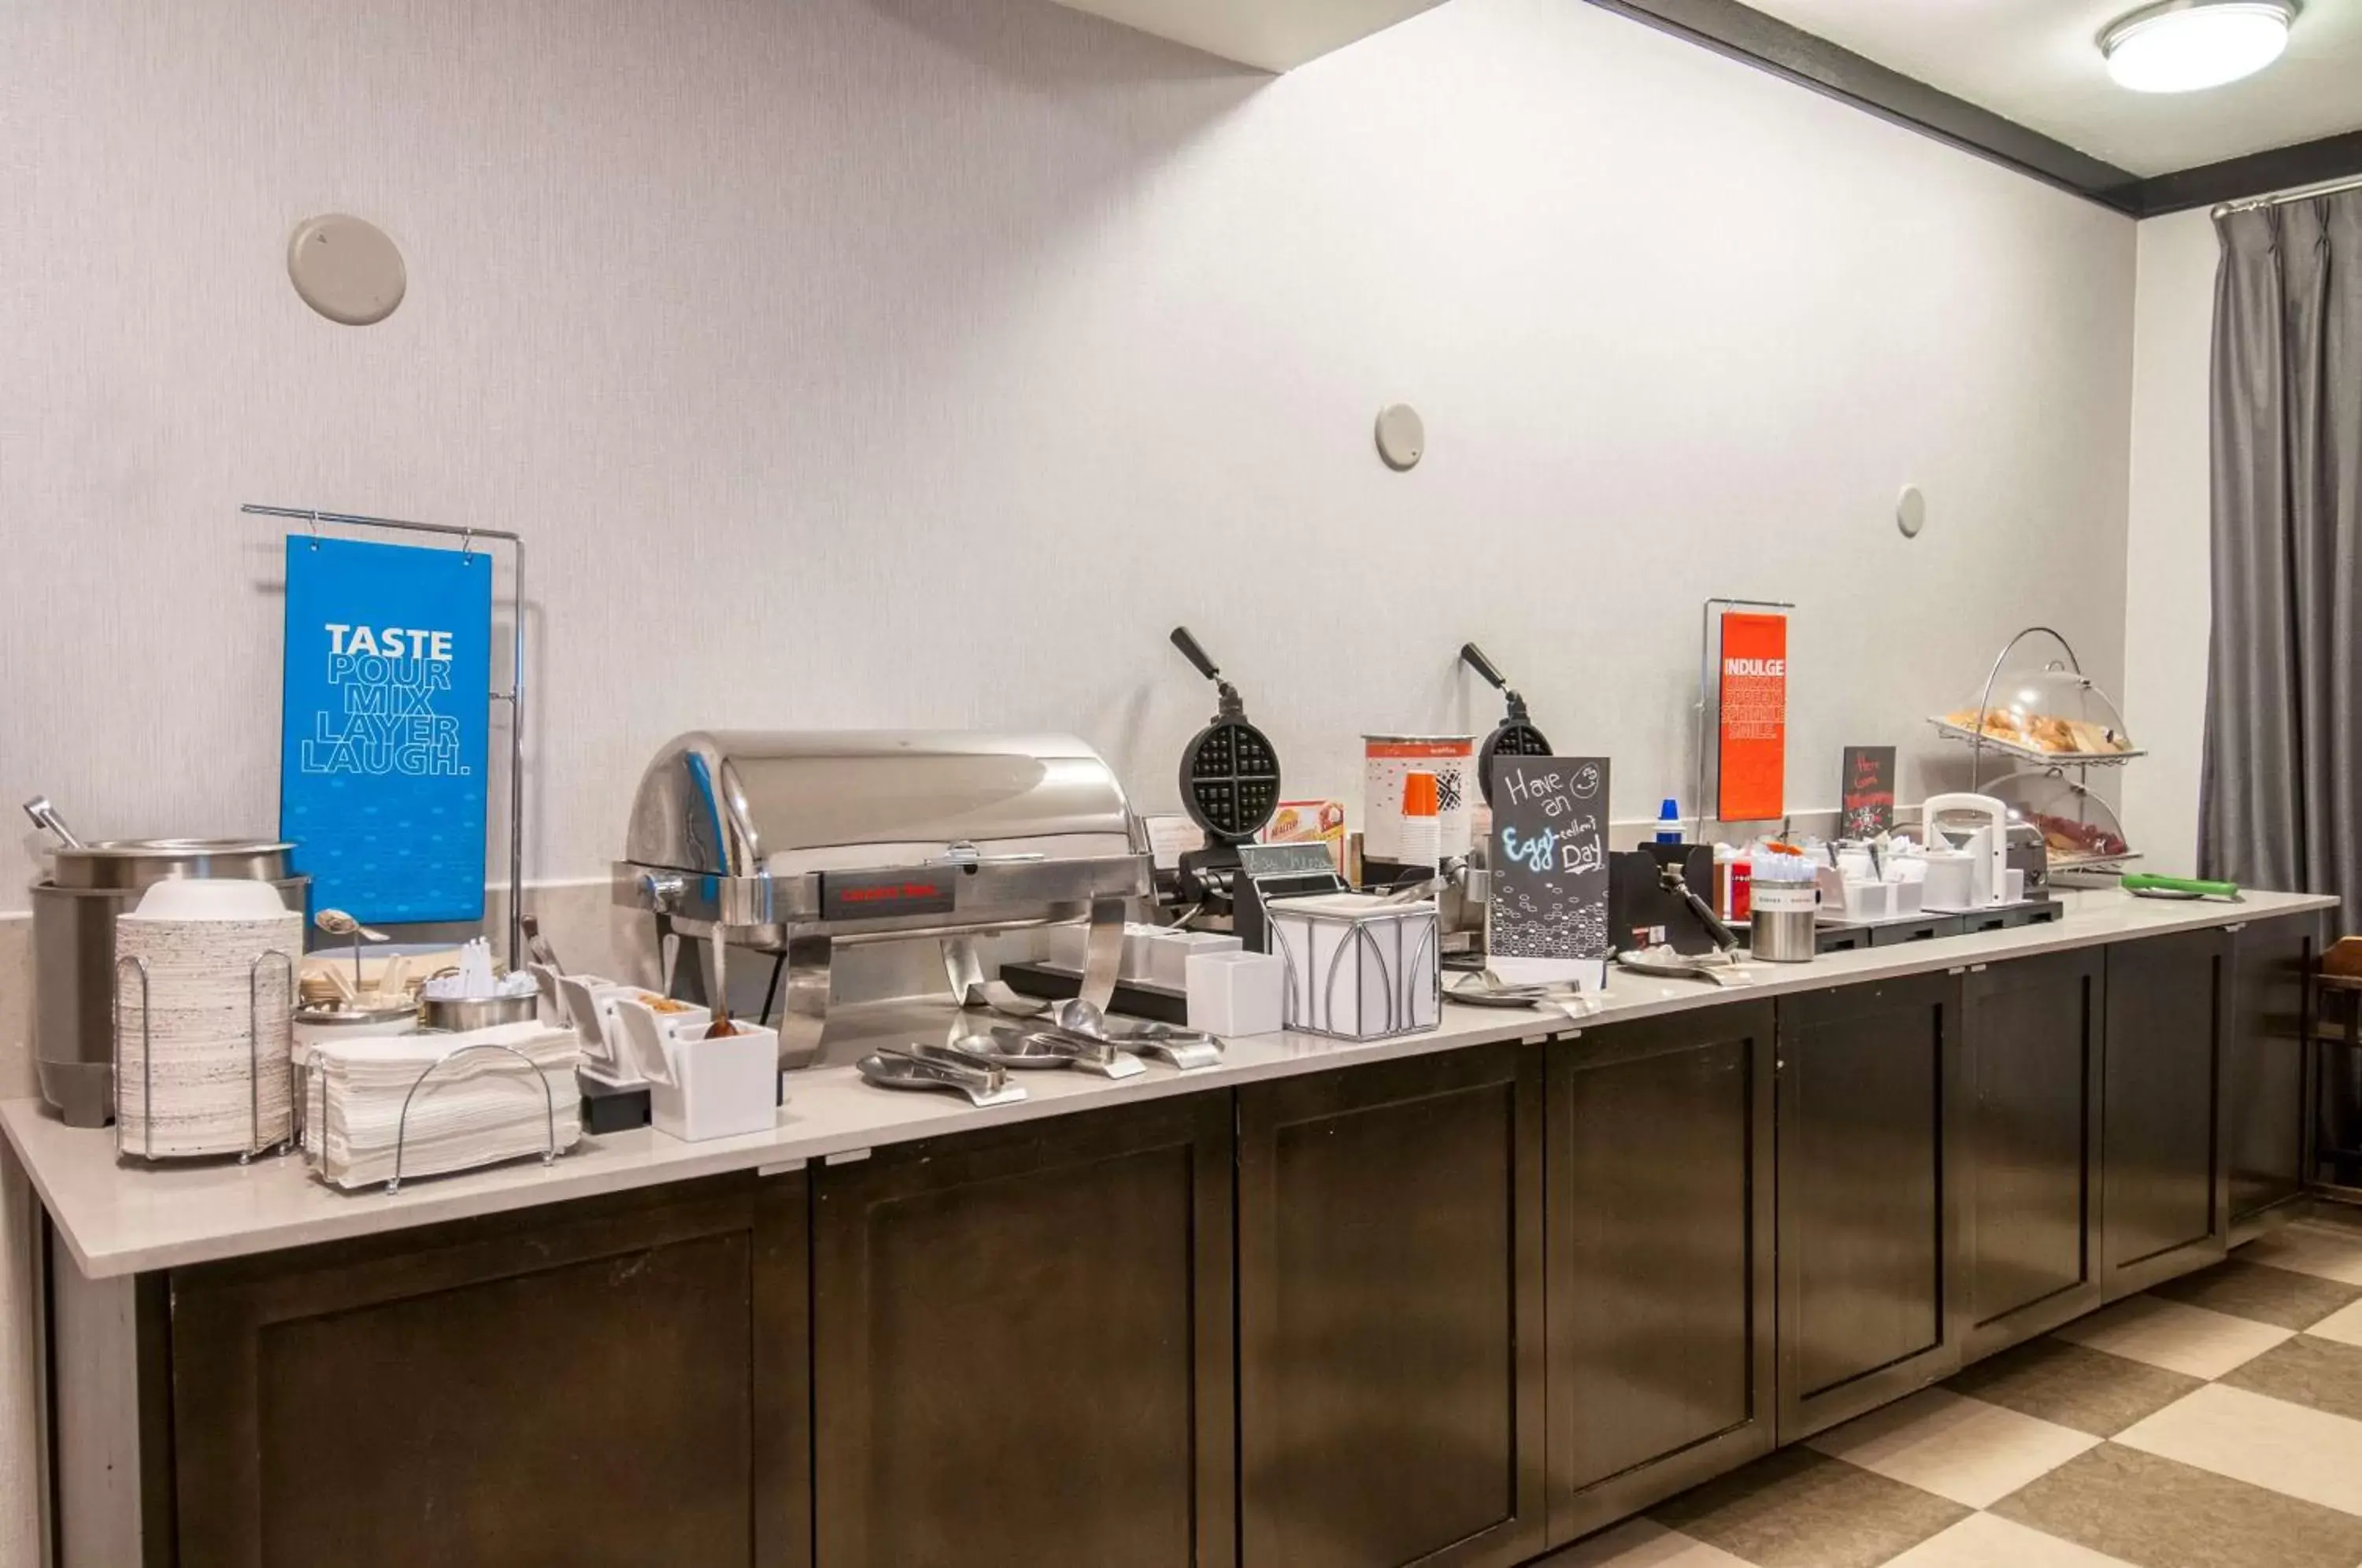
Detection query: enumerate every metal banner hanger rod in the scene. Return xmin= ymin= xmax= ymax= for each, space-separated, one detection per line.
xmin=242 ymin=502 xmax=521 ymax=545
xmin=242 ymin=501 xmax=528 ymax=971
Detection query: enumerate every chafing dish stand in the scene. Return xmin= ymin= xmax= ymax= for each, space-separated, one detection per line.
xmin=616 ymin=732 xmax=1151 ymax=1068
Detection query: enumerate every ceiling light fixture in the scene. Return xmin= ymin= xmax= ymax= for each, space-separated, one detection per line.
xmin=2100 ymin=0 xmax=2298 ymax=93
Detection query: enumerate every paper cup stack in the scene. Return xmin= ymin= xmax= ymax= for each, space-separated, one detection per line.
xmin=113 ymin=880 xmax=302 ymax=1158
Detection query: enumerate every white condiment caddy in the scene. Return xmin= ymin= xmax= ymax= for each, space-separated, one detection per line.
xmin=613 ymin=998 xmax=779 ymax=1144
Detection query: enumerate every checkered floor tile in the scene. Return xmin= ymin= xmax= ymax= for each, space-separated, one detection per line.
xmin=1543 ymin=1208 xmax=2362 ymax=1568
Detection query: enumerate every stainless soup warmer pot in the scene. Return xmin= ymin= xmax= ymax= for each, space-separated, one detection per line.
xmin=31 ymin=836 xmax=307 ymax=1127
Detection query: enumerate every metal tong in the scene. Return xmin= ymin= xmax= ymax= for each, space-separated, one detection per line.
xmin=859 ymin=1043 xmax=1026 ymax=1107
xmin=1614 ymin=945 xmax=1750 ymax=989
xmin=1660 ymin=861 xmax=1742 ymax=952
xmin=950 ymin=1025 xmax=1147 ymax=1080
xmin=1048 ymin=998 xmax=1223 ymax=1072
xmin=941 ymin=937 xmax=1052 ymax=1019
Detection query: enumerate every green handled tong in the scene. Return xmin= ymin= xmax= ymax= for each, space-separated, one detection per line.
xmin=2121 ymin=872 xmax=2242 ymax=902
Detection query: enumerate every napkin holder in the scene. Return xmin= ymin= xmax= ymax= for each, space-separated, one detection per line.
xmin=1264 ymin=892 xmax=1440 ymax=1041
xmin=305 ymin=1034 xmax=575 ymax=1195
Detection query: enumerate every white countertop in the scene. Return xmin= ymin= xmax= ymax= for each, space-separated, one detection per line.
xmin=6 ymin=888 xmax=2333 ymax=1280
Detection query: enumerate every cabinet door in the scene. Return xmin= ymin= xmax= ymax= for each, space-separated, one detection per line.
xmin=1777 ymin=972 xmax=1964 ymax=1441
xmin=2227 ymin=915 xmax=2317 ymax=1236
xmin=1546 ymin=1004 xmax=1775 ymax=1548
xmin=171 ymin=1173 xmax=804 ymax=1568
xmin=1962 ymin=950 xmax=2105 ymax=1359
xmin=1238 ymin=1042 xmax=1546 ymax=1568
xmin=2103 ymin=928 xmax=2231 ymax=1299
xmin=813 ymin=1092 xmax=1235 ymax=1568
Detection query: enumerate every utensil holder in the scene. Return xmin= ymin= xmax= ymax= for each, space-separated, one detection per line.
xmin=1186 ymin=950 xmax=1286 ymax=1037
xmin=609 ymin=996 xmax=717 ymax=1088
xmin=1749 ymin=882 xmax=1820 ymax=963
xmin=1120 ymin=924 xmax=1161 ymax=982
xmin=555 ymin=974 xmax=649 ymax=1084
xmin=1150 ymin=930 xmax=1241 ymax=989
xmin=649 ymin=1022 xmax=780 ymax=1144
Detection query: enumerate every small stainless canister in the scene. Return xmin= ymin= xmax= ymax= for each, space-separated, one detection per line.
xmin=1748 ymin=881 xmax=1820 ymax=963
xmin=418 ymin=993 xmax=540 ymax=1033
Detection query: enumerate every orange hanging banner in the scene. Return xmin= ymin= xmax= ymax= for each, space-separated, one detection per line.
xmin=1717 ymin=612 xmax=1787 ymax=822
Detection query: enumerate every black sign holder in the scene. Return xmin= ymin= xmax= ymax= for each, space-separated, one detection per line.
xmin=1485 ymin=755 xmax=1612 ymax=985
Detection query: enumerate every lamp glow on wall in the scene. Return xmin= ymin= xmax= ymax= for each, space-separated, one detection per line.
xmin=2100 ymin=0 xmax=2297 ymax=93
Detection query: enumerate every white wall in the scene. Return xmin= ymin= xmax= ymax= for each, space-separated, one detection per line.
xmin=0 ymin=0 xmax=2137 ymax=914
xmin=1 ymin=0 xmax=2142 ymax=1553
xmin=2120 ymin=208 xmax=2220 ymax=873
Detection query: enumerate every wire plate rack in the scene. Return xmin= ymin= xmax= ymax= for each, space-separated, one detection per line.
xmin=113 ymin=950 xmax=297 ymax=1163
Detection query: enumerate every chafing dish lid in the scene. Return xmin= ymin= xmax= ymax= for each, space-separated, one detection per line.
xmin=624 ymin=730 xmax=1138 ymax=876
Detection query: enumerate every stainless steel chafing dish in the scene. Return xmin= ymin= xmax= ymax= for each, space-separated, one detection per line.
xmin=615 ymin=731 xmax=1150 ymax=1066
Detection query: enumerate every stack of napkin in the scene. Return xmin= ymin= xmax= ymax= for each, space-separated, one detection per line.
xmin=307 ymin=1022 xmax=583 ymax=1190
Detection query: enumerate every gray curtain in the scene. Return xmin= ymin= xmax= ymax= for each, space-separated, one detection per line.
xmin=2201 ymin=190 xmax=2362 ymax=922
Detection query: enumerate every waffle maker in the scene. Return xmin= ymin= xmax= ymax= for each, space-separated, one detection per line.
xmin=1462 ymin=643 xmax=1553 ymax=803
xmin=1430 ymin=643 xmax=1560 ymax=964
xmin=1168 ymin=627 xmax=1282 ymax=924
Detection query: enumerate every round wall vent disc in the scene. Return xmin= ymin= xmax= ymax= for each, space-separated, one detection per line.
xmin=288 ymin=214 xmax=406 ymax=326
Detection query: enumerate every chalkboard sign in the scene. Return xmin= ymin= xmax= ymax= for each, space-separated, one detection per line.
xmin=1841 ymin=745 xmax=1897 ymax=838
xmin=1486 ymin=756 xmax=1611 ymax=974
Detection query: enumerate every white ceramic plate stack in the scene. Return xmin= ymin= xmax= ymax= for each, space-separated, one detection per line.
xmin=113 ymin=880 xmax=302 ymax=1158
xmin=306 ymin=1023 xmax=583 ymax=1191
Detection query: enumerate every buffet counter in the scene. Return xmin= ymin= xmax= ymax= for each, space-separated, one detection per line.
xmin=12 ymin=886 xmax=2337 ymax=1568
xmin=4 ymin=888 xmax=2330 ymax=1278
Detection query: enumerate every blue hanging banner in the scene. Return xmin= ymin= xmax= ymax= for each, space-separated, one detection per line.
xmin=280 ymin=534 xmax=494 ymax=924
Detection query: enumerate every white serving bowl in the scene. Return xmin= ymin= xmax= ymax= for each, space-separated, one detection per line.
xmin=126 ymin=878 xmax=294 ymax=922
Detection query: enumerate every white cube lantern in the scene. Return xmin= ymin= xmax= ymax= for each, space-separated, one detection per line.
xmin=1264 ymin=893 xmax=1441 ymax=1041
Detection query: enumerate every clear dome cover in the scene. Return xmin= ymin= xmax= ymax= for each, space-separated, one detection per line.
xmin=1990 ymin=768 xmax=2135 ymax=868
xmin=1932 ymin=627 xmax=2141 ymax=763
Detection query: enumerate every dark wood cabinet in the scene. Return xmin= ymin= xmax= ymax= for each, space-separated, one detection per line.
xmin=169 ymin=1173 xmax=807 ymax=1568
xmin=811 ymin=1092 xmax=1235 ymax=1568
xmin=1545 ymin=1003 xmax=1775 ymax=1548
xmin=1237 ymin=1042 xmax=1546 ymax=1568
xmin=115 ymin=919 xmax=2308 ymax=1568
xmin=2226 ymin=915 xmax=2317 ymax=1237
xmin=2102 ymin=928 xmax=2231 ymax=1299
xmin=1775 ymin=972 xmax=1964 ymax=1441
xmin=1960 ymin=950 xmax=2105 ymax=1359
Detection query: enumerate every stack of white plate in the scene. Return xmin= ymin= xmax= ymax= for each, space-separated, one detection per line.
xmin=306 ymin=1022 xmax=583 ymax=1190
xmin=113 ymin=880 xmax=303 ymax=1158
